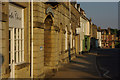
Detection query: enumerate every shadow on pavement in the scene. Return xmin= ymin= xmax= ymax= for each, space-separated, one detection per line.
xmin=52 ymin=54 xmax=101 ymax=78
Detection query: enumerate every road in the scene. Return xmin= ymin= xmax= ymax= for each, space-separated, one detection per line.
xmin=95 ymin=48 xmax=120 ymax=80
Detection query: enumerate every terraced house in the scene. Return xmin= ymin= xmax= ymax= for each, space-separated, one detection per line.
xmin=0 ymin=1 xmax=91 ymax=79
xmin=90 ymin=24 xmax=98 ymax=49
xmin=80 ymin=8 xmax=91 ymax=53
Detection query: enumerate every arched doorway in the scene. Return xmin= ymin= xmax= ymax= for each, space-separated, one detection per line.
xmin=44 ymin=15 xmax=53 ymax=66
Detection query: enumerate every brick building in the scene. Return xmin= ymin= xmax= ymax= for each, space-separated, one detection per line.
xmin=101 ymin=28 xmax=116 ymax=48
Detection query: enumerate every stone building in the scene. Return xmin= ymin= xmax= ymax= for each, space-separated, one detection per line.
xmin=90 ymin=24 xmax=98 ymax=49
xmin=1 ymin=2 xmax=31 ymax=78
xmin=71 ymin=2 xmax=80 ymax=56
xmin=97 ymin=27 xmax=102 ymax=48
xmin=0 ymin=1 xmax=82 ymax=78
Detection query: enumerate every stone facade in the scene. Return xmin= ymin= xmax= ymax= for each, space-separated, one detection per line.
xmin=90 ymin=24 xmax=98 ymax=49
xmin=1 ymin=1 xmax=91 ymax=79
xmin=1 ymin=2 xmax=31 ymax=78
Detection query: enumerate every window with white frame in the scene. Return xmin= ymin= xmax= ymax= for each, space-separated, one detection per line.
xmin=9 ymin=4 xmax=24 ymax=64
xmin=15 ymin=28 xmax=24 ymax=63
xmin=83 ymin=23 xmax=84 ymax=32
xmin=80 ymin=22 xmax=82 ymax=32
xmin=112 ymin=35 xmax=114 ymax=40
xmin=9 ymin=28 xmax=24 ymax=64
xmin=65 ymin=27 xmax=67 ymax=50
xmin=73 ymin=39 xmax=75 ymax=48
xmin=70 ymin=29 xmax=72 ymax=48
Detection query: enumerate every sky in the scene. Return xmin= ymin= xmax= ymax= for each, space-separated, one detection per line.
xmin=78 ymin=2 xmax=118 ymax=29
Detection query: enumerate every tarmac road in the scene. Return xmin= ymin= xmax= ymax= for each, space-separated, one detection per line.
xmin=95 ymin=48 xmax=120 ymax=80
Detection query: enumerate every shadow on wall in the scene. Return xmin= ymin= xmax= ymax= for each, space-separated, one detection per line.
xmin=0 ymin=53 xmax=4 ymax=66
xmin=0 ymin=53 xmax=4 ymax=76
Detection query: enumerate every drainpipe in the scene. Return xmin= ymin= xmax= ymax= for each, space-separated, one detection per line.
xmin=31 ymin=0 xmax=33 ymax=78
xmin=69 ymin=0 xmax=71 ymax=62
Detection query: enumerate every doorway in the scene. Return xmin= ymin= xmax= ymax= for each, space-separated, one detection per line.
xmin=44 ymin=15 xmax=53 ymax=66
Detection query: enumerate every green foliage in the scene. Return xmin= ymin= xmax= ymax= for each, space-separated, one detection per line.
xmin=115 ymin=42 xmax=120 ymax=48
xmin=117 ymin=30 xmax=120 ymax=37
xmin=110 ymin=29 xmax=118 ymax=35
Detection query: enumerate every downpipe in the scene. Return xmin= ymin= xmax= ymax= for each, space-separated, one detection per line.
xmin=30 ymin=0 xmax=33 ymax=78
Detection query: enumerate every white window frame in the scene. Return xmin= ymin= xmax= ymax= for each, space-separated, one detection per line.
xmin=83 ymin=23 xmax=84 ymax=32
xmin=9 ymin=28 xmax=24 ymax=65
xmin=70 ymin=29 xmax=72 ymax=48
xmin=9 ymin=28 xmax=15 ymax=78
xmin=65 ymin=27 xmax=68 ymax=50
xmin=9 ymin=4 xmax=24 ymax=65
xmin=112 ymin=35 xmax=114 ymax=40
xmin=73 ymin=39 xmax=75 ymax=48
xmin=104 ymin=35 xmax=106 ymax=40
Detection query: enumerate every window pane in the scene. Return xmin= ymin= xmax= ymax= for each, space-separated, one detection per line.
xmin=14 ymin=52 xmax=16 ymax=63
xmin=9 ymin=30 xmax=11 ymax=64
xmin=19 ymin=29 xmax=21 ymax=62
xmin=12 ymin=28 xmax=24 ymax=63
xmin=18 ymin=52 xmax=19 ymax=62
xmin=22 ymin=51 xmax=24 ymax=61
xmin=14 ymin=39 xmax=16 ymax=51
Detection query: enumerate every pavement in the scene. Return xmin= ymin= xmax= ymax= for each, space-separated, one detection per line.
xmin=52 ymin=53 xmax=101 ymax=79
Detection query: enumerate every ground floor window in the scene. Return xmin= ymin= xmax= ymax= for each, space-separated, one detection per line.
xmin=70 ymin=30 xmax=72 ymax=48
xmin=73 ymin=39 xmax=75 ymax=48
xmin=65 ymin=27 xmax=68 ymax=50
xmin=9 ymin=28 xmax=24 ymax=64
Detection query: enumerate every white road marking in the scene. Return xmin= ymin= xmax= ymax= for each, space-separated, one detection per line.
xmin=99 ymin=67 xmax=112 ymax=79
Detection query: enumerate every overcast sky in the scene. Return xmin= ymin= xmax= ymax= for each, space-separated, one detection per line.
xmin=78 ymin=2 xmax=118 ymax=29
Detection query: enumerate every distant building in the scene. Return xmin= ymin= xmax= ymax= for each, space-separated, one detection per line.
xmin=115 ymin=30 xmax=120 ymax=48
xmin=97 ymin=27 xmax=102 ymax=48
xmin=101 ymin=28 xmax=116 ymax=48
xmin=90 ymin=24 xmax=98 ymax=49
xmin=80 ymin=8 xmax=91 ymax=53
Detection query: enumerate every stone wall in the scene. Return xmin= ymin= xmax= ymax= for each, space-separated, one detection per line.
xmin=1 ymin=2 xmax=31 ymax=78
xmin=1 ymin=2 xmax=10 ymax=78
xmin=1 ymin=2 xmax=82 ymax=78
xmin=33 ymin=2 xmax=45 ymax=78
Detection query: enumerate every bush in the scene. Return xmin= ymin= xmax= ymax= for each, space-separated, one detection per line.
xmin=115 ymin=42 xmax=120 ymax=48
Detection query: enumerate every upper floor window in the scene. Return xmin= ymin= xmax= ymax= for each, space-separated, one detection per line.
xmin=65 ymin=27 xmax=67 ymax=50
xmin=112 ymin=35 xmax=114 ymax=40
xmin=102 ymin=31 xmax=104 ymax=35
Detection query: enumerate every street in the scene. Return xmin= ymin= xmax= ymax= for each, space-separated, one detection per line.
xmin=95 ymin=48 xmax=120 ymax=79
xmin=50 ymin=48 xmax=120 ymax=79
